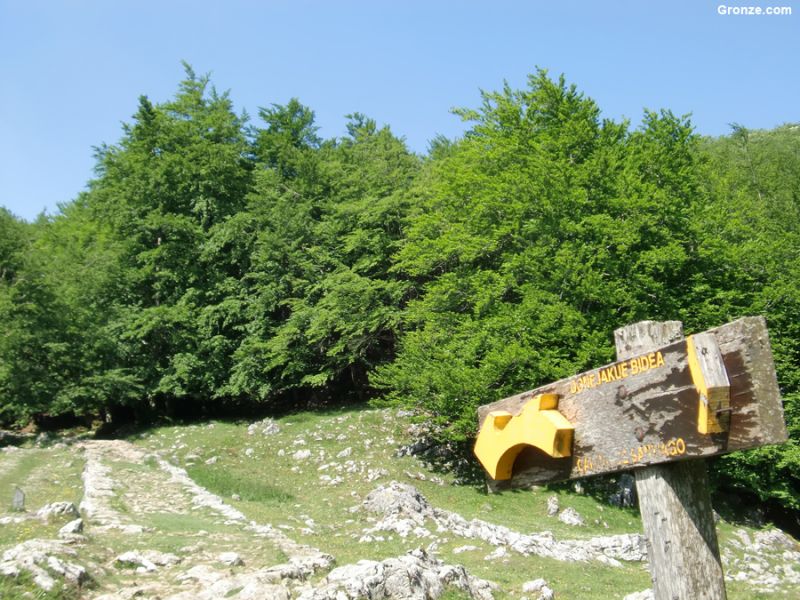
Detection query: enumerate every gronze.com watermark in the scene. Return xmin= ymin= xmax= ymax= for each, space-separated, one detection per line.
xmin=717 ymin=4 xmax=793 ymax=15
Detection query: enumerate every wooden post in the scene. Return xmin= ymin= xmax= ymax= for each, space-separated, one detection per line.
xmin=615 ymin=321 xmax=727 ymax=600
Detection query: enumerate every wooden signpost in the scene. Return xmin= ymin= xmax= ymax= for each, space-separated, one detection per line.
xmin=474 ymin=316 xmax=788 ymax=600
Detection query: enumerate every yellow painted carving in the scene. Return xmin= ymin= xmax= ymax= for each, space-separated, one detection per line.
xmin=687 ymin=334 xmax=731 ymax=434
xmin=474 ymin=394 xmax=574 ymax=480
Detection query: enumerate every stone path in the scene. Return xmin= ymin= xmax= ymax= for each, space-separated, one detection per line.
xmin=71 ymin=439 xmax=497 ymax=600
xmin=78 ymin=441 xmax=150 ymax=534
xmin=73 ymin=439 xmax=334 ymax=599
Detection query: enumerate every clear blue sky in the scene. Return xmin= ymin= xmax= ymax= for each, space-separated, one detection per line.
xmin=1 ymin=0 xmax=797 ymax=221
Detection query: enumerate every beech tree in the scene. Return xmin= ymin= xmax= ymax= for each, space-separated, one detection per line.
xmin=0 ymin=67 xmax=796 ymax=518
xmin=376 ymin=72 xmax=706 ymax=441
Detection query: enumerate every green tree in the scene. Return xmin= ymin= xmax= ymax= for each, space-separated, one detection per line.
xmin=228 ymin=109 xmax=419 ymax=403
xmin=697 ymin=124 xmax=800 ymax=512
xmin=376 ymin=71 xmax=706 ymax=442
xmin=0 ymin=211 xmax=73 ymax=423
xmin=86 ymin=64 xmax=253 ymax=418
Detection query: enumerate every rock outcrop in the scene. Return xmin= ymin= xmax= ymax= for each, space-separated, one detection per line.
xmin=297 ymin=549 xmax=496 ymax=600
xmin=361 ymin=482 xmax=647 ymax=565
xmin=0 ymin=538 xmax=88 ymax=591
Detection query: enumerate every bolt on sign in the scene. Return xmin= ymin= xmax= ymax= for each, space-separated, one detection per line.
xmin=474 ymin=317 xmax=788 ymax=488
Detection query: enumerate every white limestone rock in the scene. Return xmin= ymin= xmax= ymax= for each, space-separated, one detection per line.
xmin=0 ymin=538 xmax=87 ymax=591
xmin=546 ymin=495 xmax=560 ymax=517
xmin=558 ymin=507 xmax=585 ymax=527
xmin=623 ymin=590 xmax=654 ymax=600
xmin=115 ymin=550 xmax=158 ymax=572
xmin=58 ymin=518 xmax=84 ymax=537
xmin=297 ymin=549 xmax=495 ymax=600
xmin=293 ymin=449 xmax=312 ymax=461
xmin=219 ymin=551 xmax=244 ymax=567
xmin=36 ymin=501 xmax=79 ymax=520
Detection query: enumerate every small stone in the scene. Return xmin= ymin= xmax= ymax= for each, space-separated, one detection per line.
xmin=115 ymin=551 xmax=157 ymax=572
xmin=245 ymin=448 xmax=254 ymax=457
xmin=522 ymin=579 xmax=547 ymax=593
xmin=306 ymin=548 xmax=494 ymax=600
xmin=59 ymin=518 xmax=84 ymax=536
xmin=218 ymin=551 xmax=244 ymax=567
xmin=337 ymin=447 xmax=353 ymax=459
xmin=232 ymin=493 xmax=241 ymax=501
xmin=0 ymin=516 xmax=26 ymax=525
xmin=37 ymin=502 xmax=80 ymax=520
xmin=11 ymin=487 xmax=25 ymax=512
xmin=558 ymin=507 xmax=585 ymax=526
xmin=484 ymin=546 xmax=508 ymax=561
xmin=623 ymin=590 xmax=654 ymax=600
xmin=366 ymin=468 xmax=389 ymax=482
xmin=205 ymin=456 xmax=219 ymax=465
xmin=754 ymin=528 xmax=796 ymax=550
xmin=143 ymin=550 xmax=181 ymax=566
xmin=292 ymin=449 xmax=312 ymax=461
xmin=596 ymin=554 xmax=622 ymax=567
xmin=546 ymin=495 xmax=559 ymax=517
xmin=248 ymin=418 xmax=280 ymax=436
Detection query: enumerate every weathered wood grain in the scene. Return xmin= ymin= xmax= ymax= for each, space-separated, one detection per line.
xmin=616 ymin=321 xmax=727 ymax=600
xmin=687 ymin=332 xmax=731 ymax=434
xmin=478 ymin=316 xmax=787 ymax=488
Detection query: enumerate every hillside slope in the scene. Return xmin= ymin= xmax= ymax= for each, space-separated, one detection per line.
xmin=1 ymin=407 xmax=798 ymax=599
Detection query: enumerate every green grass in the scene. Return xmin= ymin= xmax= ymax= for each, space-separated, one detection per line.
xmin=131 ymin=406 xmax=800 ymax=599
xmin=0 ymin=519 xmax=63 ymax=548
xmin=186 ymin=464 xmax=294 ymax=504
xmin=0 ymin=449 xmax=84 ymax=516
xmin=0 ymin=571 xmax=81 ymax=600
xmin=132 ymin=408 xmax=655 ymax=598
xmin=1 ymin=407 xmax=795 ymax=599
xmin=145 ymin=511 xmax=233 ymax=534
xmin=0 ymin=447 xmax=85 ymax=551
xmin=0 ymin=447 xmax=88 ymax=598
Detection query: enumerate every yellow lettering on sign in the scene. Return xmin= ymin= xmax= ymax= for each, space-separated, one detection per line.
xmin=569 ymin=351 xmax=666 ymax=395
xmin=574 ymin=437 xmax=688 ymax=476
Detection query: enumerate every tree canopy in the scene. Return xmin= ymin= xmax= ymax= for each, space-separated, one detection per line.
xmin=0 ymin=66 xmax=797 ymax=518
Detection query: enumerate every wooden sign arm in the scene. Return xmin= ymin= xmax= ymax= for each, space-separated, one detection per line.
xmin=687 ymin=333 xmax=731 ymax=434
xmin=474 ymin=394 xmax=574 ymax=480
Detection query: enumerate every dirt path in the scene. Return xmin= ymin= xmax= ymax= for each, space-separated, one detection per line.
xmin=2 ymin=436 xmax=497 ymax=599
xmin=75 ymin=439 xmax=333 ymax=599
